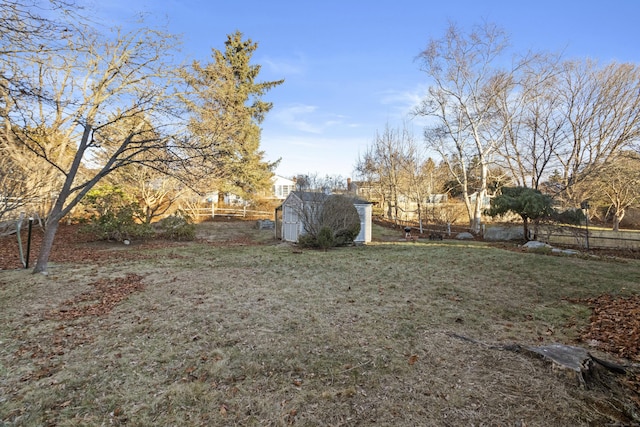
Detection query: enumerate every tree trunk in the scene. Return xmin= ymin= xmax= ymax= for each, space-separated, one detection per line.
xmin=470 ymin=189 xmax=485 ymax=234
xmin=613 ymin=209 xmax=624 ymax=231
xmin=522 ymin=216 xmax=530 ymax=241
xmin=472 ymin=160 xmax=489 ymax=235
xmin=462 ymin=193 xmax=474 ymax=231
xmin=472 ymin=197 xmax=483 ymax=234
xmin=32 ymin=217 xmax=60 ymax=273
xmin=32 ymin=125 xmax=91 ymax=273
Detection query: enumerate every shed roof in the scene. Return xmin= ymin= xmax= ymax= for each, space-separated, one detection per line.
xmin=287 ymin=191 xmax=371 ymax=205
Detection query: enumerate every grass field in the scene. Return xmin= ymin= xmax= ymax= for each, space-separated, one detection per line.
xmin=1 ymin=221 xmax=639 ymax=426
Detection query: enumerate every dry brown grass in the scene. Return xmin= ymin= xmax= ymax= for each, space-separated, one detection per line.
xmin=1 ymin=221 xmax=640 ymax=426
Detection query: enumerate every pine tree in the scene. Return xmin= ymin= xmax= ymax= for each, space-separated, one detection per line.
xmin=182 ymin=31 xmax=284 ymax=199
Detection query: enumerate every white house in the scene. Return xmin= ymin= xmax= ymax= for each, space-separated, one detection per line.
xmin=277 ymin=191 xmax=372 ymax=244
xmin=272 ymin=175 xmax=296 ymax=200
xmin=205 ymin=175 xmax=297 ymax=206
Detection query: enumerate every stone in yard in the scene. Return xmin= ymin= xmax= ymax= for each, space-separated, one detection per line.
xmin=552 ymin=248 xmax=580 ymax=256
xmin=522 ymin=241 xmax=552 ymax=250
xmin=256 ymin=219 xmax=275 ymax=230
xmin=484 ymin=225 xmax=524 ymax=241
xmin=455 ymin=232 xmax=474 ymax=240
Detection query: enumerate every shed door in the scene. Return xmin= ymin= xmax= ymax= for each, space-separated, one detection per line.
xmin=282 ymin=206 xmax=299 ymax=242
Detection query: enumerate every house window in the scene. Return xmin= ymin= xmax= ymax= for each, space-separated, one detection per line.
xmin=273 ymin=184 xmax=293 ymax=199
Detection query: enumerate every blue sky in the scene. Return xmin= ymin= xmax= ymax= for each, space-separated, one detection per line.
xmin=90 ymin=0 xmax=640 ymax=180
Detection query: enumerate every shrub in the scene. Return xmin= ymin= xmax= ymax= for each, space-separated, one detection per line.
xmin=317 ymin=195 xmax=361 ymax=246
xmin=156 ymin=211 xmax=196 ymax=241
xmin=551 ymin=208 xmax=586 ymax=225
xmin=316 ymin=226 xmax=335 ymax=251
xmin=296 ymin=194 xmax=361 ymax=249
xmin=82 ymin=186 xmax=153 ymax=241
xmin=84 ymin=206 xmax=155 ymax=241
xmin=333 ymin=223 xmax=360 ymax=246
xmin=297 ymin=233 xmax=318 ymax=249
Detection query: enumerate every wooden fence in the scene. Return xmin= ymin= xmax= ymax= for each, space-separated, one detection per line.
xmin=377 ymin=217 xmax=640 ymax=250
xmin=540 ymin=225 xmax=640 ymax=250
xmin=190 ymin=206 xmax=273 ymax=220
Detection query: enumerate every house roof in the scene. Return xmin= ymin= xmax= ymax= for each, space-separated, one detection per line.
xmin=272 ymin=175 xmax=296 ymax=186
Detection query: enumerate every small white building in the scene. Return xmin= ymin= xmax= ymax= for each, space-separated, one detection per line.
xmin=277 ymin=191 xmax=372 ymax=244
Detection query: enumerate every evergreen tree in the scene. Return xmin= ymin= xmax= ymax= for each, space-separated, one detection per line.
xmin=485 ymin=187 xmax=554 ymax=240
xmin=182 ymin=31 xmax=284 ymax=199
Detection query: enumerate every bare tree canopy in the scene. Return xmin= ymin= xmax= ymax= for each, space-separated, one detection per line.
xmin=496 ymin=58 xmax=640 ymax=200
xmin=355 ymin=124 xmax=412 ymax=224
xmin=581 ymin=152 xmax=640 ymax=231
xmin=415 ymin=22 xmax=520 ymax=232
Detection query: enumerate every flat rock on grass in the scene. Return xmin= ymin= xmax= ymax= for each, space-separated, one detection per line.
xmin=455 ymin=232 xmax=474 ymax=240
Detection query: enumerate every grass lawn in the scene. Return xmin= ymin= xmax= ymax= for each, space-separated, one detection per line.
xmin=1 ymin=221 xmax=639 ymax=426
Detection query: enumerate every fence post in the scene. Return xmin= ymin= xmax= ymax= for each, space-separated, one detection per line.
xmin=16 ymin=212 xmax=25 ymax=267
xmin=25 ymin=217 xmax=33 ymax=268
xmin=581 ymin=201 xmax=590 ymax=250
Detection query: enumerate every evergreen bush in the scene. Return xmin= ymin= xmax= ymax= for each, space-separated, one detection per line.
xmin=156 ymin=211 xmax=196 ymax=240
xmin=316 ymin=226 xmax=335 ymax=251
xmin=82 ymin=186 xmax=153 ymax=241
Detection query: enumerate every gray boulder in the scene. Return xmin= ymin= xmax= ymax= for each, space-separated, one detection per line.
xmin=484 ymin=225 xmax=524 ymax=241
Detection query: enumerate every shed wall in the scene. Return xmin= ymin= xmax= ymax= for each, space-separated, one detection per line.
xmin=355 ymin=203 xmax=372 ymax=243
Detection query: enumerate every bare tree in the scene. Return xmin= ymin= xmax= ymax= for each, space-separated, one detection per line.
xmin=0 ymin=156 xmax=29 ymax=223
xmin=107 ymin=163 xmax=186 ymax=224
xmin=2 ymin=8 xmax=184 ymax=272
xmin=355 ymin=124 xmax=411 ymax=225
xmin=495 ymin=54 xmax=567 ymax=190
xmin=415 ymin=22 xmax=522 ymax=232
xmin=0 ymin=0 xmax=80 ymax=55
xmin=294 ymin=173 xmax=347 ymax=193
xmin=0 ymin=1 xmax=85 ymax=222
xmin=401 ymin=136 xmax=435 ymax=232
xmin=497 ymin=58 xmax=640 ymax=204
xmin=583 ymin=152 xmax=640 ymax=231
xmin=554 ymin=60 xmax=640 ymax=204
